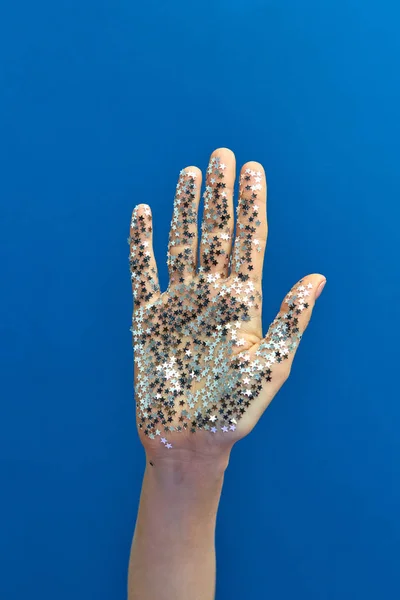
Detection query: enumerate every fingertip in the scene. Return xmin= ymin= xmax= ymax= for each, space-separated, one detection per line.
xmin=135 ymin=203 xmax=151 ymax=214
xmin=211 ymin=147 xmax=235 ymax=159
xmin=315 ymin=277 xmax=327 ymax=299
xmin=209 ymin=148 xmax=236 ymax=172
xmin=179 ymin=165 xmax=202 ymax=181
xmin=303 ymin=273 xmax=326 ymax=300
xmin=293 ymin=274 xmax=326 ymax=299
xmin=241 ymin=160 xmax=266 ymax=181
xmin=131 ymin=203 xmax=152 ymax=227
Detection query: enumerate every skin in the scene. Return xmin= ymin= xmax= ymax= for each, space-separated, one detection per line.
xmin=127 ymin=148 xmax=326 ymax=600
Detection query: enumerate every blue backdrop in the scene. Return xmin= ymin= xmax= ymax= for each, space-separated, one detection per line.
xmin=1 ymin=0 xmax=399 ymax=598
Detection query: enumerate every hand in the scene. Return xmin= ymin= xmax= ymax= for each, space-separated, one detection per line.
xmin=129 ymin=148 xmax=326 ymax=465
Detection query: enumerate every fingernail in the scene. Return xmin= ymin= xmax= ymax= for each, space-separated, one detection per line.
xmin=315 ymin=279 xmax=326 ymax=299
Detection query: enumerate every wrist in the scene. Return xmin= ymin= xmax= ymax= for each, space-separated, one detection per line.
xmin=143 ymin=446 xmax=231 ymax=491
xmin=139 ymin=452 xmax=226 ymax=532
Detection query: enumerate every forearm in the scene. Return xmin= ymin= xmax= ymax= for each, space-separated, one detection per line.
xmin=128 ymin=453 xmax=229 ymax=600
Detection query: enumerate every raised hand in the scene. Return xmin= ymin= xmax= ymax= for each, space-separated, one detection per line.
xmin=128 ymin=148 xmax=325 ymax=460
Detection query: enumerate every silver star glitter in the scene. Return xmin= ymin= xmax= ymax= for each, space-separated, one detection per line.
xmin=129 ymin=156 xmax=312 ymax=450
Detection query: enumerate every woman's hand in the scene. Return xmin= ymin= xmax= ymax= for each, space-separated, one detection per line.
xmin=129 ymin=148 xmax=325 ymax=467
xmin=128 ymin=148 xmax=326 ymax=600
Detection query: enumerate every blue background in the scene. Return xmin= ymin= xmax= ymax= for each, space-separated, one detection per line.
xmin=1 ymin=0 xmax=399 ymax=598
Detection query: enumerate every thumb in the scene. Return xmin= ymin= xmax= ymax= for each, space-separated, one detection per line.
xmin=257 ymin=273 xmax=326 ymax=394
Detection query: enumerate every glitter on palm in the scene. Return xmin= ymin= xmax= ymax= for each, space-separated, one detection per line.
xmin=129 ymin=156 xmax=312 ymax=449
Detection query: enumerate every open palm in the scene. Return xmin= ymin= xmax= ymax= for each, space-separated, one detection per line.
xmin=129 ymin=149 xmax=325 ymax=456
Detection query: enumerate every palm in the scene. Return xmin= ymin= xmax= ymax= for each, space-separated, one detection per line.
xmin=129 ymin=149 xmax=323 ymax=453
